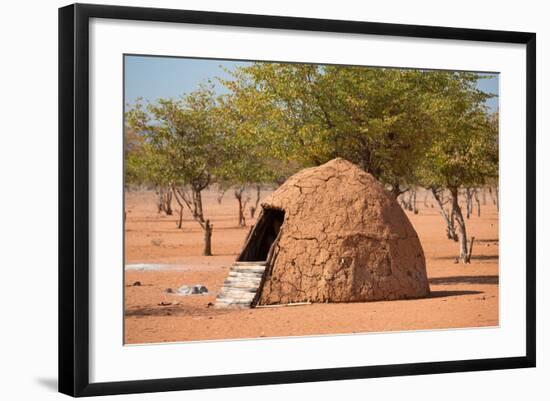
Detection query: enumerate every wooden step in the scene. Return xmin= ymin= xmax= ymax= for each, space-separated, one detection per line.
xmin=230 ymin=266 xmax=266 ymax=274
xmin=224 ymin=275 xmax=262 ymax=282
xmin=223 ymin=280 xmax=260 ymax=292
xmin=220 ymin=285 xmax=258 ymax=293
xmin=215 ymin=261 xmax=268 ymax=309
xmin=227 ymin=273 xmax=263 ymax=281
xmin=214 ymin=299 xmax=252 ymax=308
xmin=216 ymin=295 xmax=252 ymax=302
xmin=234 ymin=261 xmax=267 ymax=266
xmin=216 ymin=294 xmax=256 ymax=306
xmin=219 ymin=287 xmax=257 ymax=296
xmin=227 ymin=272 xmax=264 ymax=280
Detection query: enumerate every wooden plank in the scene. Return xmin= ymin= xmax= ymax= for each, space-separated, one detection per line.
xmin=229 ymin=266 xmax=265 ymax=274
xmin=221 ymin=286 xmax=258 ymax=293
xmin=218 ymin=294 xmax=256 ymax=302
xmin=224 ymin=277 xmax=262 ymax=285
xmin=224 ymin=280 xmax=261 ymax=286
xmin=214 ymin=302 xmax=250 ymax=309
xmin=223 ymin=283 xmax=260 ymax=291
xmin=225 ymin=285 xmax=260 ymax=291
xmin=234 ymin=261 xmax=267 ymax=266
xmin=231 ymin=264 xmax=266 ymax=269
xmin=230 ymin=267 xmax=266 ymax=274
xmin=224 ymin=276 xmax=262 ymax=285
xmin=227 ymin=271 xmax=263 ymax=277
xmin=225 ymin=275 xmax=262 ymax=281
xmin=222 ymin=288 xmax=257 ymax=294
xmin=251 ymin=230 xmax=282 ymax=308
xmin=215 ymin=298 xmax=253 ymax=305
xmin=225 ymin=274 xmax=262 ymax=281
xmin=215 ymin=304 xmax=250 ymax=309
xmin=216 ymin=297 xmax=252 ymax=303
xmin=217 ymin=283 xmax=259 ymax=294
xmin=219 ymin=289 xmax=256 ymax=297
xmin=215 ymin=297 xmax=251 ymax=303
xmin=223 ymin=283 xmax=264 ymax=292
xmin=255 ymin=302 xmax=312 ymax=308
xmin=222 ymin=286 xmax=257 ymax=293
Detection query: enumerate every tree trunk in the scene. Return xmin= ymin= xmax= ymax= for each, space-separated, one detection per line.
xmin=412 ymin=189 xmax=418 ymax=214
xmin=398 ymin=194 xmax=405 ymax=209
xmin=450 ymin=187 xmax=470 ymax=263
xmin=217 ymin=188 xmax=226 ymax=205
xmin=465 ymin=188 xmax=473 ymax=219
xmin=156 ymin=188 xmax=164 ymax=213
xmin=431 ymin=188 xmax=458 ymax=241
xmin=250 ymin=184 xmax=261 ymax=218
xmin=164 ymin=190 xmax=173 ymax=215
xmin=466 ymin=188 xmax=475 ymax=219
xmin=172 ymin=185 xmax=214 ymax=256
xmin=235 ymin=187 xmax=246 ymax=227
xmin=171 ymin=187 xmax=185 ymax=228
xmin=177 ymin=205 xmax=184 ymax=228
xmin=474 ymin=189 xmax=481 ymax=217
xmin=390 ymin=183 xmax=402 ymax=200
xmin=238 ymin=195 xmax=245 ymax=227
xmin=495 ymin=187 xmax=499 ymax=211
xmin=203 ymin=220 xmax=213 ymax=256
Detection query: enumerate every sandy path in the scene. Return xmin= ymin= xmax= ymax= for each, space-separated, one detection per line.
xmin=124 ymin=190 xmax=498 ymax=344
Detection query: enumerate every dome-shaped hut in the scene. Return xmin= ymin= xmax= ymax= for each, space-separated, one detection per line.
xmin=215 ymin=158 xmax=430 ymax=308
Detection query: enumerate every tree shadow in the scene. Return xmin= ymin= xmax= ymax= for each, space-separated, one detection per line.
xmin=430 ymin=275 xmax=499 ymax=286
xmin=125 ymin=304 xmax=229 ymax=318
xmin=124 ymin=283 xmax=154 ymax=287
xmin=476 ymin=238 xmax=499 ymax=243
xmin=433 ymin=254 xmax=498 ymax=261
xmin=215 ymin=226 xmax=254 ymax=231
xmin=429 ymin=290 xmax=484 ymax=298
xmin=125 ymin=306 xmax=187 ymax=317
xmin=470 ymin=255 xmax=499 ymax=261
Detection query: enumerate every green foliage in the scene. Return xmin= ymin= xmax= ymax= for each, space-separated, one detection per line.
xmin=220 ymin=63 xmax=498 ymax=193
xmin=417 ymin=74 xmax=498 ymax=189
xmin=214 ymin=75 xmax=291 ymax=188
xmin=125 ymin=85 xmax=223 ymax=190
xmin=125 ymin=63 xmax=498 ymax=197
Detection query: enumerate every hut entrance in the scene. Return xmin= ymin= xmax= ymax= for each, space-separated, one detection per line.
xmin=238 ymin=208 xmax=285 ymax=262
xmin=214 ymin=208 xmax=284 ymax=308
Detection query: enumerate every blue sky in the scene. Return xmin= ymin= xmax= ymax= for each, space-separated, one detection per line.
xmin=124 ymin=55 xmax=499 ymax=111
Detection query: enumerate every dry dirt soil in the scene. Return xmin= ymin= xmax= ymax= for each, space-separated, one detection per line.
xmin=124 ymin=189 xmax=499 ymax=344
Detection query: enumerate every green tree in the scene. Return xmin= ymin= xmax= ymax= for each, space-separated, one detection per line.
xmin=418 ymin=73 xmax=498 ymax=263
xmin=125 ymin=102 xmax=174 ymax=215
xmin=215 ymin=86 xmax=286 ymax=226
xmin=125 ymin=86 xmax=223 ymax=255
xmin=222 ymin=63 xmax=446 ymax=196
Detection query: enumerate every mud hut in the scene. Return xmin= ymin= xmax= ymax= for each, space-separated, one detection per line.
xmin=215 ymin=158 xmax=430 ymax=308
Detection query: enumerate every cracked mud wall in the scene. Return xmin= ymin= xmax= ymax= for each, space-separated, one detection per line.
xmin=257 ymin=158 xmax=430 ymax=305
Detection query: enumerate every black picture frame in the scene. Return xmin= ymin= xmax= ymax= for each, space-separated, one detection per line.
xmin=58 ymin=3 xmax=536 ymax=397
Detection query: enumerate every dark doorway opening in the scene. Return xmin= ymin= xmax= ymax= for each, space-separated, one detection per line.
xmin=238 ymin=208 xmax=285 ymax=262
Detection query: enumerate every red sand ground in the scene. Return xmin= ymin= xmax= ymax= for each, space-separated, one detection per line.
xmin=124 ymin=189 xmax=499 ymax=344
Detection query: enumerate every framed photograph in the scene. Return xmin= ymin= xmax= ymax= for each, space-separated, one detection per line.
xmin=58 ymin=3 xmax=536 ymax=397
